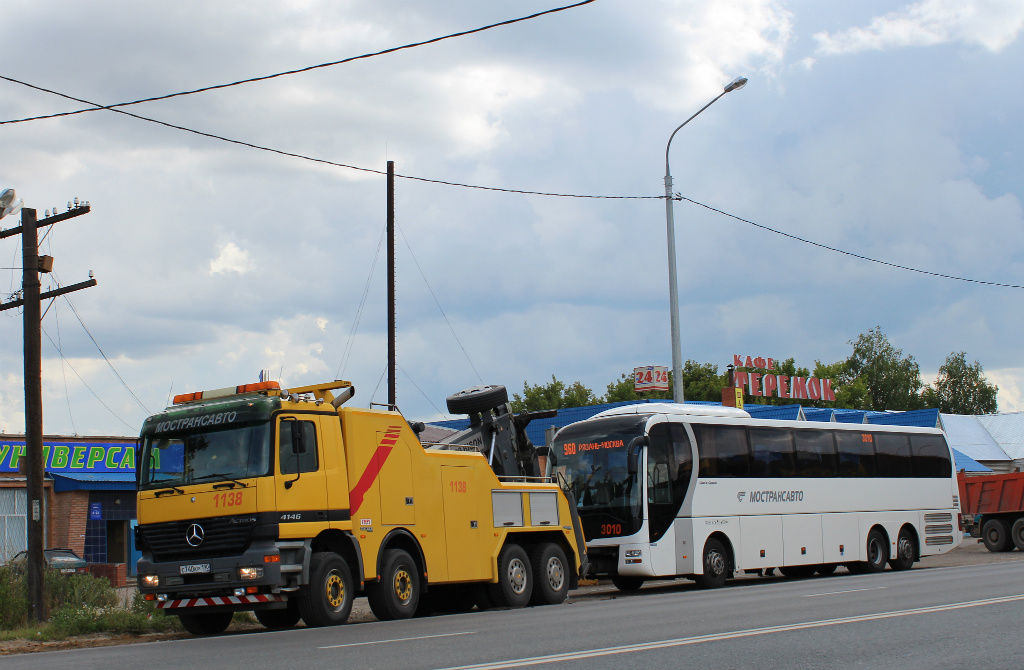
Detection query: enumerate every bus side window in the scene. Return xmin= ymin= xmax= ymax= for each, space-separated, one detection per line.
xmin=875 ymin=433 xmax=912 ymax=477
xmin=793 ymin=431 xmax=837 ymax=477
xmin=694 ymin=425 xmax=749 ymax=477
xmin=910 ymin=434 xmax=953 ymax=477
xmin=835 ymin=431 xmax=875 ymax=477
xmin=279 ymin=420 xmax=319 ymax=474
xmin=670 ymin=424 xmax=693 ymax=497
xmin=748 ymin=428 xmax=795 ymax=478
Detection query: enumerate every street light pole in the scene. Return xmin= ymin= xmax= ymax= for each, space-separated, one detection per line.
xmin=664 ymin=76 xmax=747 ymax=404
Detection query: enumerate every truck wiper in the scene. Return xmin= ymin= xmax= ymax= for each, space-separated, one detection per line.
xmin=154 ymin=485 xmax=185 ymax=496
xmin=191 ymin=473 xmax=248 ymax=488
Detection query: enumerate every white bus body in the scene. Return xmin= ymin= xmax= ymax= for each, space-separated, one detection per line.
xmin=551 ymin=403 xmax=960 ymax=589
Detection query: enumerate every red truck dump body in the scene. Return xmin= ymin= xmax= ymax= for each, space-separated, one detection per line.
xmin=958 ymin=470 xmax=1024 ymax=552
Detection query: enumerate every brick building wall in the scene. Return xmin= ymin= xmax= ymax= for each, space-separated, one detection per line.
xmin=49 ymin=489 xmax=89 ymax=556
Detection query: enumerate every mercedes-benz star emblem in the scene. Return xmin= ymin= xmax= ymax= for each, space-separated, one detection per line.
xmin=185 ymin=523 xmax=205 ymax=547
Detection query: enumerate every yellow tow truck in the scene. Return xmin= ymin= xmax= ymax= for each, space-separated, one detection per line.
xmin=135 ymin=380 xmax=586 ymax=634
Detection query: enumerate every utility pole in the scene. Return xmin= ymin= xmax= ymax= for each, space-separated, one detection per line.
xmin=0 ymin=198 xmax=96 ymax=622
xmin=387 ymin=161 xmax=396 ymax=409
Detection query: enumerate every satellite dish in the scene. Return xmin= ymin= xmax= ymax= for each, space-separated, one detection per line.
xmin=0 ymin=188 xmax=23 ymax=220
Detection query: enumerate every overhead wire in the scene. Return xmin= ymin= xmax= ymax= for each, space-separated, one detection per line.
xmin=398 ymin=365 xmax=449 ymax=419
xmin=41 ymin=326 xmax=138 ymax=432
xmin=335 ymin=224 xmax=388 ymax=380
xmin=396 ymin=221 xmax=483 ymax=383
xmin=677 ymin=195 xmax=1024 ymax=290
xmin=0 ymin=1 xmax=597 ymax=126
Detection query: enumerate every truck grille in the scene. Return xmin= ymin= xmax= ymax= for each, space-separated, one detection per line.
xmin=139 ymin=514 xmax=257 ymax=562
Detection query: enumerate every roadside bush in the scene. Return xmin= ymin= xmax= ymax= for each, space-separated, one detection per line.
xmin=0 ymin=567 xmax=177 ymax=637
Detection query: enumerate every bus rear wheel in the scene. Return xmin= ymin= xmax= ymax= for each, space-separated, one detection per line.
xmin=888 ymin=528 xmax=916 ymax=571
xmin=862 ymin=529 xmax=888 ymax=573
xmin=694 ymin=538 xmax=729 ymax=589
xmin=177 ymin=611 xmax=232 ymax=636
xmin=814 ymin=564 xmax=838 ymax=576
xmin=779 ymin=565 xmax=815 ymax=578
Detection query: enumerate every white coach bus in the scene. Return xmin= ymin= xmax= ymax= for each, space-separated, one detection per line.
xmin=550 ymin=403 xmax=960 ymax=591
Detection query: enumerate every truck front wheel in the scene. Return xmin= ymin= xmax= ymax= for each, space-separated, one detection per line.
xmin=298 ymin=552 xmax=354 ymax=627
xmin=178 ymin=611 xmax=232 ymax=635
xmin=367 ymin=549 xmax=420 ymax=621
xmin=982 ymin=518 xmax=1012 ymax=552
xmin=254 ymin=601 xmax=301 ymax=629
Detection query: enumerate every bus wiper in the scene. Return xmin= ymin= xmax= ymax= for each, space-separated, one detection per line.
xmin=154 ymin=486 xmax=185 ymax=496
xmin=191 ymin=473 xmax=248 ymax=488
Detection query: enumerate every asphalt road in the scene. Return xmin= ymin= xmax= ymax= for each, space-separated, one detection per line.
xmin=8 ymin=544 xmax=1024 ymax=670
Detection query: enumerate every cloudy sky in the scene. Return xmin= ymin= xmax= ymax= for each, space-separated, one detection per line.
xmin=1 ymin=0 xmax=1022 ymax=437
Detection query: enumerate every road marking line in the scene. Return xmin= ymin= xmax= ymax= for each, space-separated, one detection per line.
xmin=803 ymin=586 xmax=887 ymax=597
xmin=321 ymin=631 xmax=475 ymax=649
xmin=436 ymin=594 xmax=1024 ymax=670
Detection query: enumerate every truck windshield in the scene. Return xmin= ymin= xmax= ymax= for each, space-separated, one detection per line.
xmin=139 ymin=422 xmax=271 ymax=490
xmin=552 ymin=414 xmax=648 ymax=539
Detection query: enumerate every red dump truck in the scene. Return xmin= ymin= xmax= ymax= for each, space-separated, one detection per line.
xmin=958 ymin=470 xmax=1024 ymax=552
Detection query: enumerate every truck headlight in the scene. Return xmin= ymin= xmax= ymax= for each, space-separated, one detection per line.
xmin=239 ymin=566 xmax=264 ymax=581
xmin=625 ymin=550 xmax=642 ymax=557
xmin=141 ymin=574 xmax=159 ymax=587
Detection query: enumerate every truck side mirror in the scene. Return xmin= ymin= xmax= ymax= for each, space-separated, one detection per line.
xmin=627 ymin=435 xmax=649 ymax=475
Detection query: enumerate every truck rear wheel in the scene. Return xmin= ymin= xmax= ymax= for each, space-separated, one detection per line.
xmin=367 ymin=548 xmax=420 ymax=621
xmin=178 ymin=611 xmax=232 ymax=636
xmin=487 ymin=543 xmax=532 ymax=608
xmin=982 ymin=518 xmax=1012 ymax=552
xmin=298 ymin=552 xmax=354 ymax=627
xmin=1012 ymin=518 xmax=1024 ymax=551
xmin=254 ymin=602 xmax=301 ymax=629
xmin=529 ymin=543 xmax=569 ymax=605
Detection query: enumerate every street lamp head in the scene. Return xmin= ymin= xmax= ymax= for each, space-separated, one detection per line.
xmin=1 ymin=188 xmax=23 ymax=221
xmin=724 ymin=77 xmax=748 ymax=93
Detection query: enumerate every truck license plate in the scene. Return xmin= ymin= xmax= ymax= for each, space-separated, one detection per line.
xmin=180 ymin=563 xmax=211 ymax=574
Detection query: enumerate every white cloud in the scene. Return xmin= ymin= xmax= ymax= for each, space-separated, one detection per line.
xmin=0 ymin=372 xmax=25 ymax=434
xmin=209 ymin=243 xmax=255 ymax=275
xmin=988 ymin=368 xmax=1024 ymax=413
xmin=814 ymin=0 xmax=1024 ymax=55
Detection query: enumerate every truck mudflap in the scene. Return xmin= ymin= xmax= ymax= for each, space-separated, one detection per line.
xmin=157 ymin=593 xmax=287 ymax=610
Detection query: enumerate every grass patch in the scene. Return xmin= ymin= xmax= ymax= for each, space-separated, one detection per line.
xmin=0 ymin=567 xmax=181 ymax=640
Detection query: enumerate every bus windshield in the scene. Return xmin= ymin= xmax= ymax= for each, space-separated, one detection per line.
xmin=552 ymin=414 xmax=648 ymax=538
xmin=139 ymin=422 xmax=272 ymax=490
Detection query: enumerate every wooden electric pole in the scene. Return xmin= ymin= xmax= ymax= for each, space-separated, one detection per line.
xmin=0 ymin=201 xmax=96 ymax=622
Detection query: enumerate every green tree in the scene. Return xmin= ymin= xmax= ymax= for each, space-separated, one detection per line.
xmin=510 ymin=375 xmax=599 ymax=413
xmin=681 ymin=361 xmax=728 ymax=402
xmin=845 ymin=327 xmax=924 ymax=411
xmin=921 ymin=351 xmax=998 ymax=414
xmin=812 ymin=359 xmax=872 ymax=409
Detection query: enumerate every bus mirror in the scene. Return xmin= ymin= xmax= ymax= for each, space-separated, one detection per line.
xmin=627 ymin=435 xmax=649 ymax=475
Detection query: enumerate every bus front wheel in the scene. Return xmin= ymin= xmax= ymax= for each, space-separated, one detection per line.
xmin=694 ymin=538 xmax=729 ymax=589
xmin=611 ymin=575 xmax=645 ymax=592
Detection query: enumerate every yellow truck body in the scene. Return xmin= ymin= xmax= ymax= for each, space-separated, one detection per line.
xmin=135 ymin=381 xmax=583 ymax=633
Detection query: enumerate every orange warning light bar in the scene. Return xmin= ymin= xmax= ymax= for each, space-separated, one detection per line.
xmin=172 ymin=381 xmax=281 ymax=405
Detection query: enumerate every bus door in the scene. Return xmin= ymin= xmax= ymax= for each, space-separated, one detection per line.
xmin=646 ymin=423 xmax=692 ymax=575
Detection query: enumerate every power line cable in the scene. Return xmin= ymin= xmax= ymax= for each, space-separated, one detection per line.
xmin=60 ymin=293 xmax=151 ymax=414
xmin=396 ymin=220 xmax=483 ymax=383
xmin=0 ymin=75 xmax=658 ymax=201
xmin=0 ymin=1 xmax=597 ymax=126
xmin=336 ymin=224 xmax=388 ymax=379
xmin=41 ymin=326 xmax=138 ymax=432
xmin=398 ymin=364 xmax=449 ymax=419
xmin=678 ymin=195 xmax=1024 ymax=290
xmin=52 ymin=299 xmax=77 ymax=435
